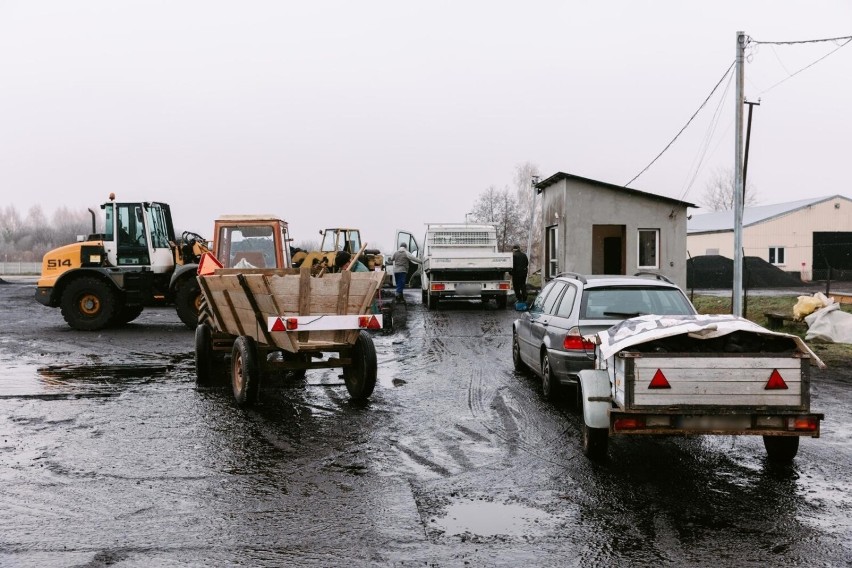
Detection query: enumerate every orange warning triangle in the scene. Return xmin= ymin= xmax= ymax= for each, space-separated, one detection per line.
xmin=648 ymin=369 xmax=671 ymax=389
xmin=197 ymin=252 xmax=224 ymax=275
xmin=765 ymin=369 xmax=788 ymax=390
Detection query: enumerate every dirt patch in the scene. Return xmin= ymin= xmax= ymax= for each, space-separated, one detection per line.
xmin=687 ymin=255 xmax=807 ymax=289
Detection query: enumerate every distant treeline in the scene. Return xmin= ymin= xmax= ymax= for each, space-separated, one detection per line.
xmin=0 ymin=205 xmax=93 ymax=262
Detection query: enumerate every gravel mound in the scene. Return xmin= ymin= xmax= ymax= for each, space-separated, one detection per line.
xmin=687 ymin=255 xmax=806 ymax=289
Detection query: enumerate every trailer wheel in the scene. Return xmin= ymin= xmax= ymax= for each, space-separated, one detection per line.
xmin=231 ymin=336 xmax=260 ymax=406
xmin=582 ymin=422 xmax=609 ymax=460
xmin=763 ymin=436 xmax=799 ymax=463
xmin=512 ymin=332 xmax=526 ymax=373
xmin=541 ymin=353 xmax=559 ymax=401
xmin=60 ymin=277 xmax=118 ymax=331
xmin=175 ymin=278 xmax=201 ymax=329
xmin=343 ymin=331 xmax=377 ymax=401
xmin=195 ymin=324 xmax=223 ymax=386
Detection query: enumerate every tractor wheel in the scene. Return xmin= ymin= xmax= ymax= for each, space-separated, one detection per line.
xmin=175 ymin=278 xmax=202 ymax=329
xmin=342 ymin=331 xmax=377 ymax=401
xmin=763 ymin=436 xmax=799 ymax=463
xmin=231 ymin=336 xmax=261 ymax=406
xmin=60 ymin=277 xmax=118 ymax=331
xmin=116 ymin=305 xmax=144 ymax=325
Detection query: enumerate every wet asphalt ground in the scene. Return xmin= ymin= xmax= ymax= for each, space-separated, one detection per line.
xmin=1 ymin=278 xmax=851 ymax=567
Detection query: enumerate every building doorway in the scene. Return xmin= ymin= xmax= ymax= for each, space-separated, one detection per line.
xmin=592 ymin=225 xmax=625 ymax=275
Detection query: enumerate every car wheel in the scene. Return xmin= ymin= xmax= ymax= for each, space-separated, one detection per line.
xmin=512 ymin=332 xmax=525 ymax=373
xmin=541 ymin=353 xmax=559 ymax=401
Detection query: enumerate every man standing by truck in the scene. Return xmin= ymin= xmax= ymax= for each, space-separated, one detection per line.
xmin=512 ymin=244 xmax=528 ymax=304
xmin=391 ymin=243 xmax=420 ymax=302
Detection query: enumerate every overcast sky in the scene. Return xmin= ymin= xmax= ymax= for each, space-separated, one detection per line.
xmin=1 ymin=1 xmax=850 ymax=251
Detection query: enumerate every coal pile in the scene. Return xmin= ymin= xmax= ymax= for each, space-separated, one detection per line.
xmin=687 ymin=255 xmax=806 ymax=289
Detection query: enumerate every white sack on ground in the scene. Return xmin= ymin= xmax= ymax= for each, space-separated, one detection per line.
xmin=805 ymin=303 xmax=852 ymax=344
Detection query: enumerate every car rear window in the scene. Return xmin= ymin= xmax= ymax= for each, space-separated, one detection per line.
xmin=581 ymin=286 xmax=695 ymax=319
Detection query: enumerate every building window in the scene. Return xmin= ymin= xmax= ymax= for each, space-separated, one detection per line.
xmin=769 ymin=246 xmax=785 ymax=265
xmin=546 ymin=225 xmax=558 ymax=279
xmin=638 ymin=229 xmax=659 ymax=269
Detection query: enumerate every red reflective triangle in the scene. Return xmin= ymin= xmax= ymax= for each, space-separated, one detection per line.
xmin=765 ymin=369 xmax=789 ymax=390
xmin=270 ymin=317 xmax=286 ymax=332
xmin=648 ymin=369 xmax=671 ymax=389
xmin=367 ymin=315 xmax=382 ymax=330
xmin=197 ymin=252 xmax=224 ymax=275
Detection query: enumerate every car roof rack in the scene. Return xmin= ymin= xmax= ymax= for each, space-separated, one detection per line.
xmin=554 ymin=272 xmax=587 ymax=284
xmin=633 ymin=271 xmax=674 ymax=284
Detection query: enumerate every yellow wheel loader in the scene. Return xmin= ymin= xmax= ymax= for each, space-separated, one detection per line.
xmin=291 ymin=228 xmax=384 ymax=273
xmin=35 ymin=194 xmax=210 ymax=331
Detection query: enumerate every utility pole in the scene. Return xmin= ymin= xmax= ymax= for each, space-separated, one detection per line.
xmin=526 ymin=175 xmax=540 ymax=261
xmin=733 ymin=31 xmax=746 ymax=317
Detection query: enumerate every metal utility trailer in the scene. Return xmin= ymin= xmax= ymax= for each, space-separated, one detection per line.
xmin=194 ymin=266 xmax=385 ymax=405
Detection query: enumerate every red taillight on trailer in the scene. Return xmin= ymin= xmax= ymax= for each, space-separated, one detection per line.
xmin=648 ymin=369 xmax=671 ymax=389
xmin=765 ymin=369 xmax=788 ymax=390
xmin=358 ymin=315 xmax=382 ymax=330
xmin=285 ymin=317 xmax=298 ymax=330
xmin=614 ymin=417 xmax=646 ymax=431
xmin=431 ymin=283 xmax=446 ymax=291
xmin=788 ymin=416 xmax=818 ymax=432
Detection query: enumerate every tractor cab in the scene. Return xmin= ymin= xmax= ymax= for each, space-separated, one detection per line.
xmin=101 ymin=198 xmax=177 ymax=273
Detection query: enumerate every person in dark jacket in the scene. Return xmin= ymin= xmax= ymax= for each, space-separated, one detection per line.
xmin=390 ymin=243 xmax=420 ymax=301
xmin=511 ymin=244 xmax=529 ymax=303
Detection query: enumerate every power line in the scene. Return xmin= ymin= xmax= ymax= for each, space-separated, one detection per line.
xmin=624 ymin=61 xmax=736 ymax=188
xmin=755 ymin=37 xmax=852 ymax=95
xmin=751 ymin=35 xmax=852 ymax=45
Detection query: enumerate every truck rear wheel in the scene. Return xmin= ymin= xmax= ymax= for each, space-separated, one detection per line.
xmin=427 ymin=293 xmax=439 ymax=310
xmin=60 ymin=277 xmax=118 ymax=331
xmin=343 ymin=331 xmax=377 ymax=401
xmin=763 ymin=435 xmax=799 ymax=463
xmin=496 ymin=295 xmax=507 ymax=309
xmin=175 ymin=278 xmax=202 ymax=329
xmin=231 ymin=336 xmax=260 ymax=406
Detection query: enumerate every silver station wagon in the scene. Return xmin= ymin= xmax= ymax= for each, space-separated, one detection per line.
xmin=512 ymin=273 xmax=697 ymax=400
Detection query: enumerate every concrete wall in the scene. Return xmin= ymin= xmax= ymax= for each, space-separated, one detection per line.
xmin=540 ymin=177 xmax=689 ymax=288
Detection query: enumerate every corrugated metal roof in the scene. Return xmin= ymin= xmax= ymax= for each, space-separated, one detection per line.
xmin=687 ymin=195 xmax=849 ymax=234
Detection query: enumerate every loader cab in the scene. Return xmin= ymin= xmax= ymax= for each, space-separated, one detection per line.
xmin=102 ymin=200 xmax=177 ymax=273
xmin=321 ymin=228 xmax=362 ymax=254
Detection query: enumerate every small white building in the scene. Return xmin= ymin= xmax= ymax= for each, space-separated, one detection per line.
xmin=687 ymin=195 xmax=852 ymax=280
xmin=536 ymin=172 xmax=694 ymax=288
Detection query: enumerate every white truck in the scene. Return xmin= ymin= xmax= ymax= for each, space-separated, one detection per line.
xmin=395 ymin=224 xmax=513 ymax=309
xmin=578 ymin=314 xmax=824 ymax=463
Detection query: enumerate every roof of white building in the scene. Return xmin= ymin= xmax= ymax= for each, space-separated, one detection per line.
xmin=687 ymin=195 xmax=850 ymax=234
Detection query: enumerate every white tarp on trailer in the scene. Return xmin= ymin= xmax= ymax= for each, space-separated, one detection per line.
xmin=593 ymin=314 xmax=824 ymax=368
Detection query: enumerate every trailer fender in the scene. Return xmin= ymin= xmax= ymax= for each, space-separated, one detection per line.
xmin=578 ymin=369 xmax=612 ymax=429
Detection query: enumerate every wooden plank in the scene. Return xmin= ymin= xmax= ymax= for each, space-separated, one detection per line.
xmin=197 ymin=275 xmax=226 ymax=332
xmin=238 ymin=274 xmax=276 ymax=348
xmin=633 ymin=358 xmax=802 ymax=370
xmin=632 ymin=393 xmax=803 ymax=406
xmin=221 ymin=290 xmax=246 ymax=336
xmin=335 ymin=271 xmax=352 ymax=343
xmin=298 ymin=267 xmax=311 ymax=343
xmin=261 ymin=274 xmax=295 ymax=353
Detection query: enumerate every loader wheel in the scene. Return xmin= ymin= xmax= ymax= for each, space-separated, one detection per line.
xmin=342 ymin=331 xmax=377 ymax=401
xmin=60 ymin=277 xmax=117 ymax=331
xmin=231 ymin=336 xmax=260 ymax=406
xmin=175 ymin=278 xmax=201 ymax=329
xmin=195 ymin=324 xmax=221 ymax=386
xmin=763 ymin=436 xmax=799 ymax=463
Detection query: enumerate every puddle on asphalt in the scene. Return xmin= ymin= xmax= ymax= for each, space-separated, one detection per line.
xmin=433 ymin=499 xmax=554 ymax=537
xmin=0 ymin=361 xmax=171 ymax=397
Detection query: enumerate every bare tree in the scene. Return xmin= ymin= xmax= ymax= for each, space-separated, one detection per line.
xmin=470 ymin=185 xmax=524 ymax=252
xmin=700 ymin=167 xmax=759 ymax=211
xmin=513 ymin=161 xmax=541 ymax=268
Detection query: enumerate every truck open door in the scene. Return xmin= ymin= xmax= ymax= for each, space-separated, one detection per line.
xmin=390 ymin=230 xmax=423 ymax=288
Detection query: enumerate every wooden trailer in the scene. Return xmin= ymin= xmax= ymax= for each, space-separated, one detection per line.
xmin=194 ymin=266 xmax=385 ymax=405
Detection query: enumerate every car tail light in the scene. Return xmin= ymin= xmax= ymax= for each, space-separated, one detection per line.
xmin=498 ymin=282 xmax=510 ymax=290
xmin=431 ymin=283 xmax=446 ymax=291
xmin=563 ymin=328 xmax=595 ymax=351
